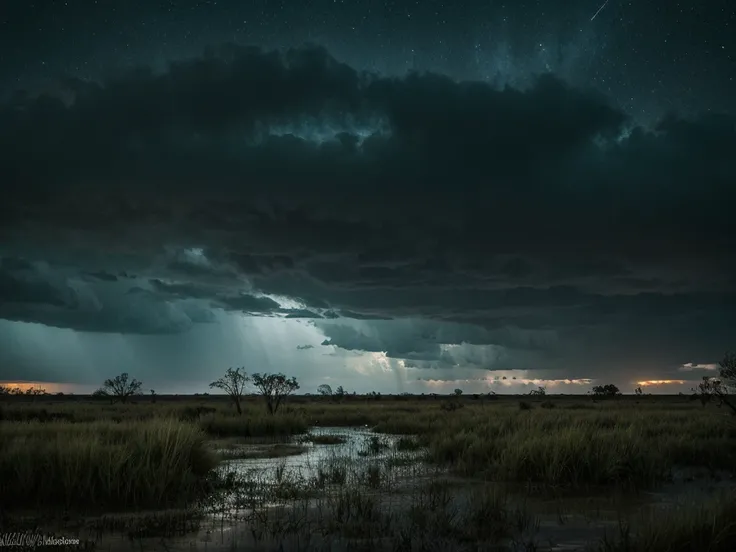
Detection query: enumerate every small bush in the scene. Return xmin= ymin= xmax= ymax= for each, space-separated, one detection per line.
xmin=395 ymin=436 xmax=422 ymax=451
xmin=440 ymin=401 xmax=464 ymax=412
xmin=179 ymin=406 xmax=216 ymax=421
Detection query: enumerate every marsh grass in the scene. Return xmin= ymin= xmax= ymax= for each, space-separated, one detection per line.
xmin=215 ymin=442 xmax=308 ymax=460
xmin=598 ymin=494 xmax=736 ymax=552
xmin=407 ymin=407 xmax=736 ymax=488
xmin=303 ymin=434 xmax=347 ymax=445
xmin=358 ymin=435 xmax=390 ymax=456
xmin=211 ymin=454 xmax=539 ymax=551
xmin=395 ymin=436 xmax=423 ymax=451
xmin=88 ymin=509 xmax=204 ymax=539
xmin=199 ymin=411 xmax=308 ymax=438
xmin=0 ymin=418 xmax=217 ymax=512
xmin=4 ymin=397 xmax=736 ymax=491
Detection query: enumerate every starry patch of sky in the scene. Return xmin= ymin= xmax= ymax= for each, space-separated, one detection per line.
xmin=1 ymin=0 xmax=734 ymax=127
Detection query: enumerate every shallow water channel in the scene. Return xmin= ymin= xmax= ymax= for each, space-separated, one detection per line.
xmin=217 ymin=425 xmax=420 ymax=480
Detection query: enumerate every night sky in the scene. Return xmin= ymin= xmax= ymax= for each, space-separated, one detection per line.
xmin=0 ymin=0 xmax=734 ymax=394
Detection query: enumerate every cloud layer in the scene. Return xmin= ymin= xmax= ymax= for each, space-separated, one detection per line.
xmin=1 ymin=45 xmax=734 ymax=389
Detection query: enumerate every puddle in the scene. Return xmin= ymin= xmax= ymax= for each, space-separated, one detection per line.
xmin=223 ymin=426 xmax=412 ymax=466
xmin=216 ymin=426 xmax=424 ymax=487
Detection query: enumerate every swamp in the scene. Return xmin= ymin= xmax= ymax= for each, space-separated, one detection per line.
xmin=1 ymin=392 xmax=735 ymax=551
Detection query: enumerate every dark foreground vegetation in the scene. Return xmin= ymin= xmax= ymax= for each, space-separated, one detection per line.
xmin=1 ymin=386 xmax=736 ymax=551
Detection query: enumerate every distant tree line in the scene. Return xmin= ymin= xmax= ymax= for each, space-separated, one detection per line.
xmin=0 ymin=385 xmax=47 ymax=397
xmin=9 ymin=352 xmax=736 ymax=412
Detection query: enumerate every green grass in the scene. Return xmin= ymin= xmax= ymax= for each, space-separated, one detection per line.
xmin=198 ymin=410 xmax=309 ymax=438
xmin=0 ymin=418 xmax=217 ymax=512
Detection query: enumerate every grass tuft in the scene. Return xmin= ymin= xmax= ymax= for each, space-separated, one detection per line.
xmin=0 ymin=418 xmax=217 ymax=512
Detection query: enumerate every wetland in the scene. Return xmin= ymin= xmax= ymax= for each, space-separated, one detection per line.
xmin=1 ymin=394 xmax=735 ymax=551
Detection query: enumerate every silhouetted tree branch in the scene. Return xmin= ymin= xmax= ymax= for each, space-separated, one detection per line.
xmin=94 ymin=373 xmax=143 ymax=403
xmin=694 ymin=352 xmax=736 ymax=415
xmin=251 ymin=373 xmax=299 ymax=415
xmin=591 ymin=384 xmax=621 ymax=398
xmin=209 ymin=367 xmax=249 ymax=415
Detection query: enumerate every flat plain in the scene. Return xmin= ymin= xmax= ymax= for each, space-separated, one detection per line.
xmin=1 ymin=393 xmax=735 ymax=551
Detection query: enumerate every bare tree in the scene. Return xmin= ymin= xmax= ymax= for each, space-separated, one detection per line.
xmin=720 ymin=352 xmax=736 ymax=397
xmin=94 ymin=373 xmax=143 ymax=403
xmin=693 ymin=353 xmax=736 ymax=415
xmin=209 ymin=367 xmax=249 ymax=415
xmin=251 ymin=373 xmax=300 ymax=415
xmin=693 ymin=376 xmax=721 ymax=407
xmin=317 ymin=384 xmax=333 ymax=397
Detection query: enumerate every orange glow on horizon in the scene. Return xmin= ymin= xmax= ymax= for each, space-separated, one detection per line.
xmin=0 ymin=381 xmax=86 ymax=394
xmin=636 ymin=380 xmax=687 ymax=387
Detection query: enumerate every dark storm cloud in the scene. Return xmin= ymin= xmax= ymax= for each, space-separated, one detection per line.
xmin=0 ymin=267 xmax=74 ymax=308
xmin=0 ymin=258 xmax=220 ymax=334
xmin=283 ymin=309 xmax=323 ymax=318
xmin=211 ymin=294 xmax=281 ymax=313
xmin=84 ymin=271 xmax=119 ymax=282
xmin=0 ymin=45 xmax=734 ymax=379
xmin=151 ymin=276 xmax=321 ymax=318
xmin=335 ymin=311 xmax=393 ymax=320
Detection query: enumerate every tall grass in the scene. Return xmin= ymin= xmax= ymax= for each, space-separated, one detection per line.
xmin=2 ymin=396 xmax=735 ymax=491
xmin=599 ymin=494 xmax=736 ymax=552
xmin=0 ymin=418 xmax=217 ymax=512
xmin=199 ymin=411 xmax=309 ymax=438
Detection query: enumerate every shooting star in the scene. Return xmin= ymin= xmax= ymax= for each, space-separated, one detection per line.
xmin=590 ymin=0 xmax=610 ymax=21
